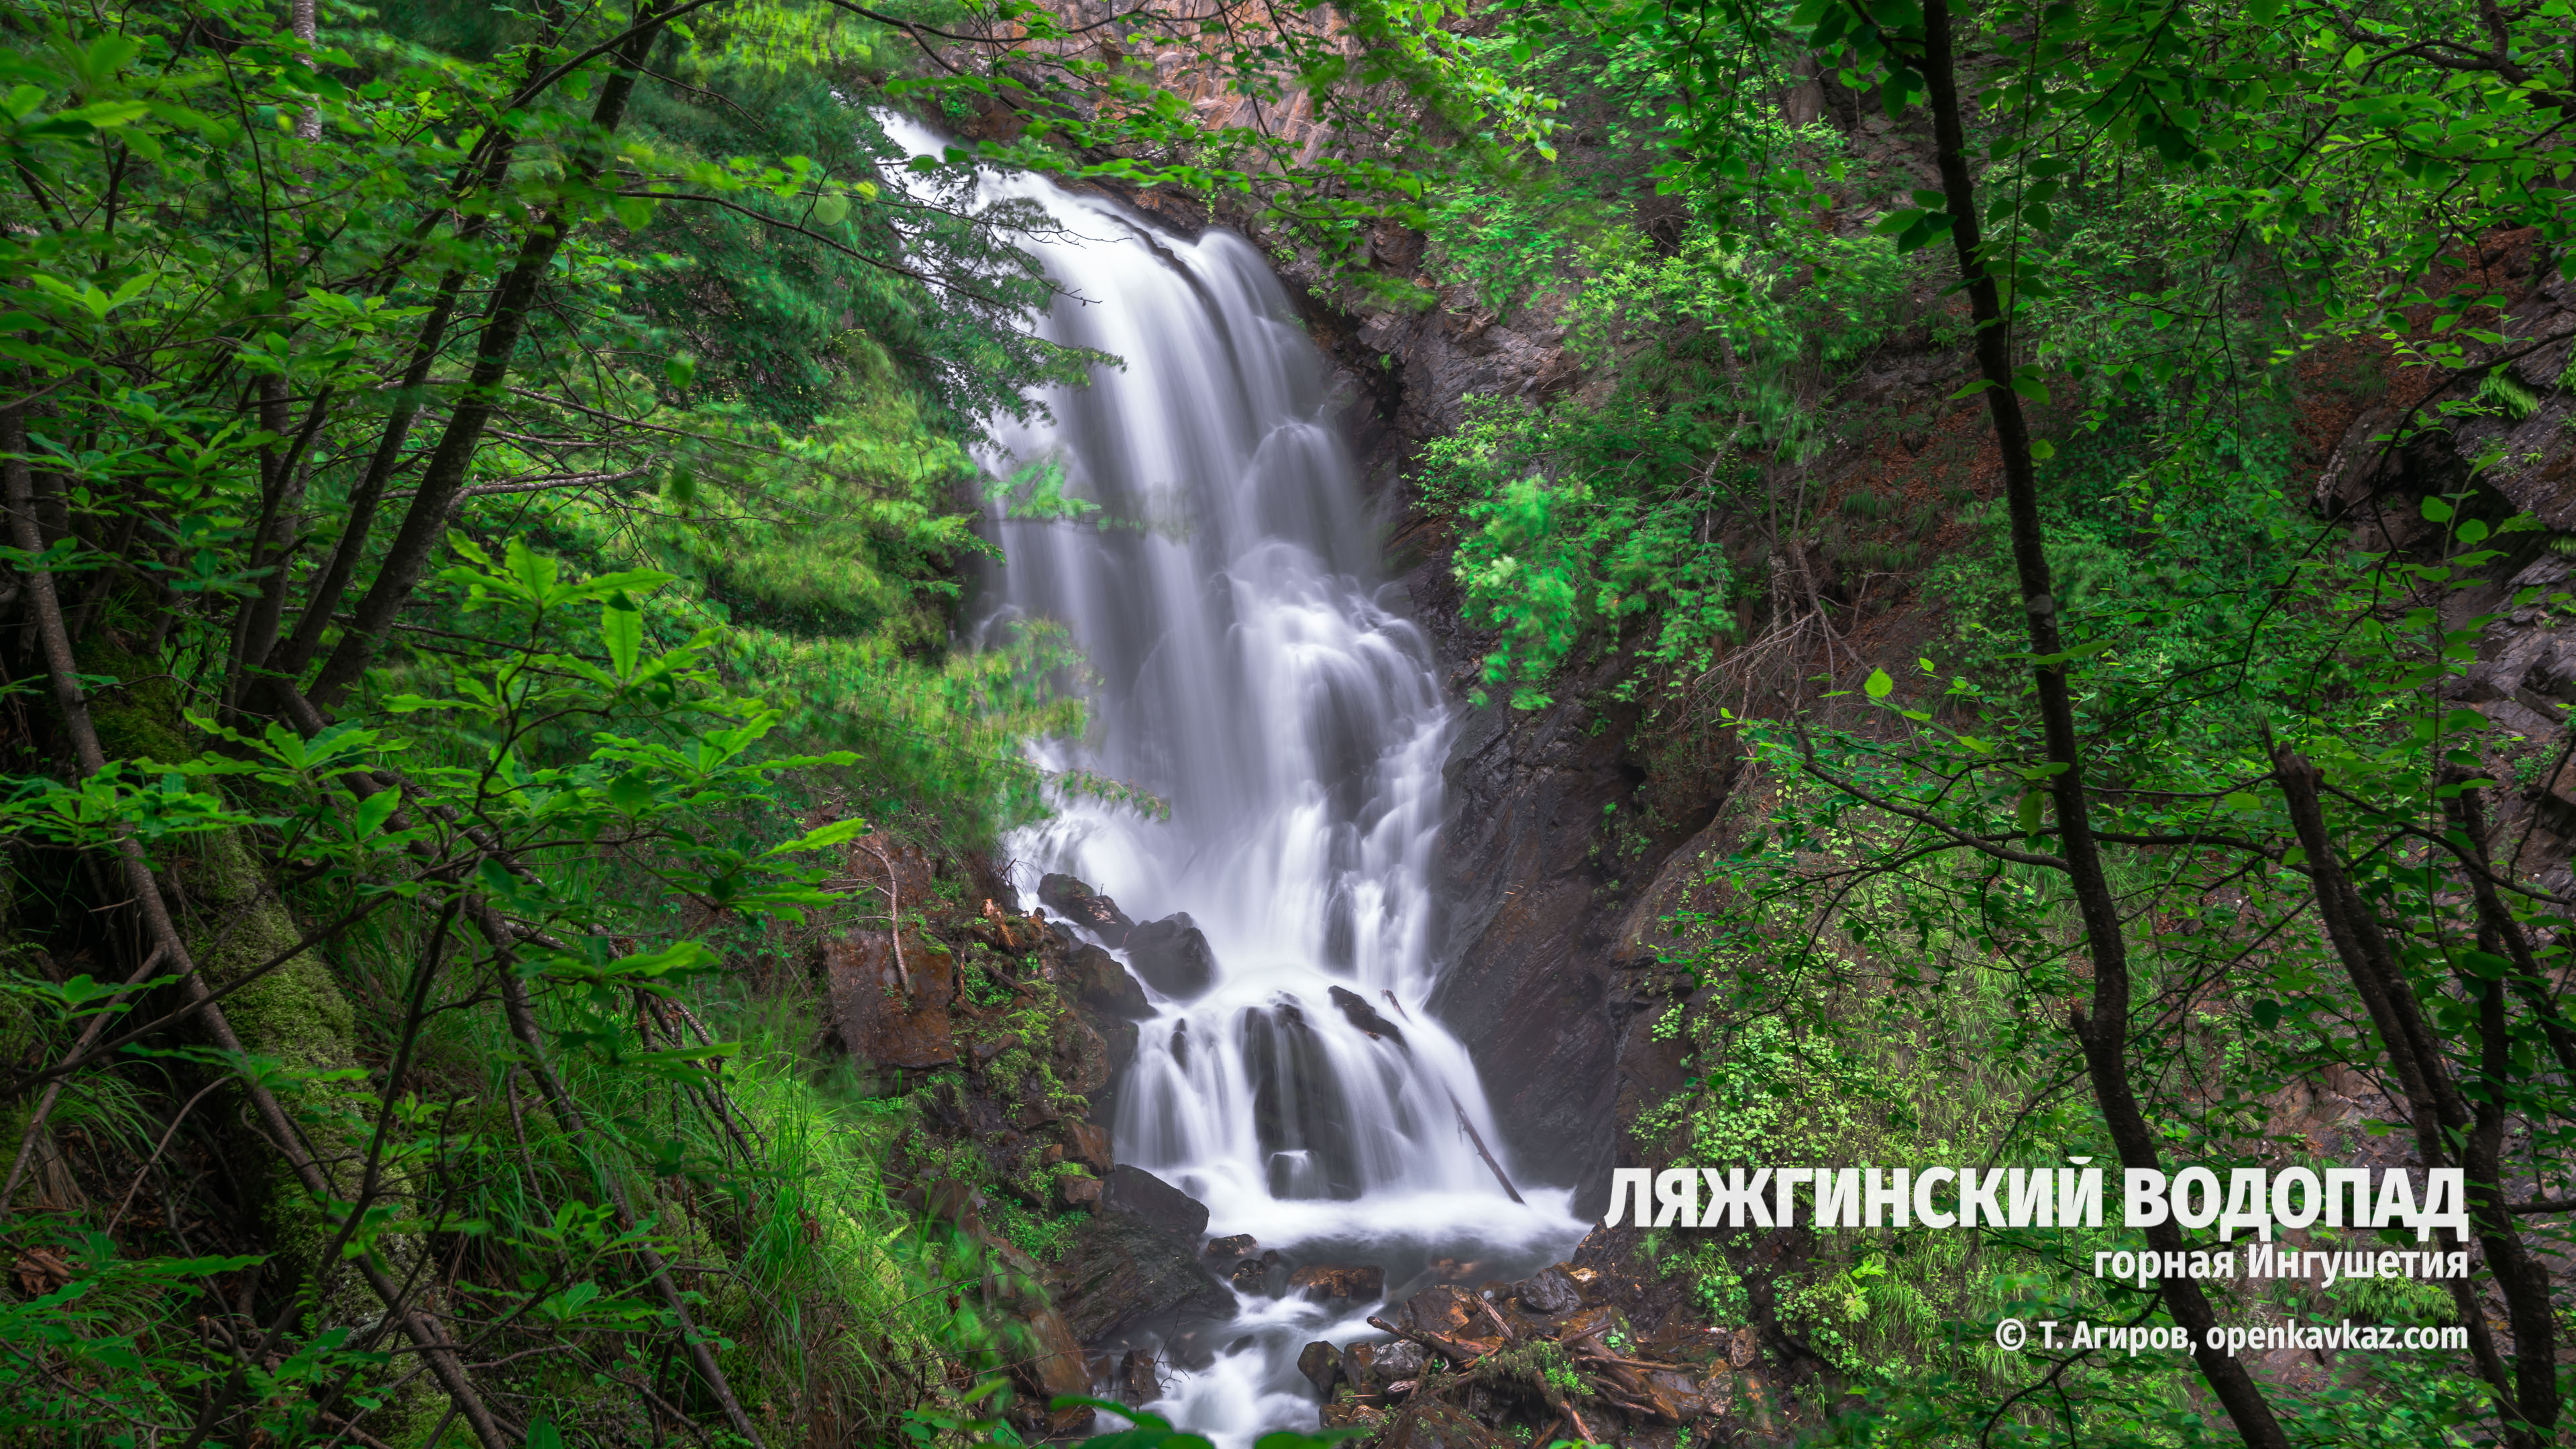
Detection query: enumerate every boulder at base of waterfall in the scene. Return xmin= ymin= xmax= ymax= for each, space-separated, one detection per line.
xmin=1326 ymin=985 xmax=1407 ymax=1045
xmin=1118 ymin=1348 xmax=1163 ymax=1405
xmin=1289 ymin=1264 xmax=1385 ymax=1305
xmin=1124 ymin=913 xmax=1218 ymax=998
xmin=1203 ymin=1233 xmax=1258 ymax=1260
xmin=1297 ymin=1340 xmax=1343 ymax=1398
xmin=1053 ymin=1212 xmax=1236 ymax=1344
xmin=1100 ymin=1165 xmax=1209 ymax=1238
xmin=1230 ymin=1252 xmax=1282 ymax=1294
xmin=1514 ymin=1264 xmax=1582 ymax=1316
xmin=1065 ymin=942 xmax=1153 ymax=1018
xmin=1368 ymin=1340 xmax=1426 ymax=1382
xmin=814 ymin=932 xmax=957 ymax=1069
xmin=1393 ymin=1285 xmax=1505 ymax=1361
xmin=1040 ymin=874 xmax=1136 ymax=945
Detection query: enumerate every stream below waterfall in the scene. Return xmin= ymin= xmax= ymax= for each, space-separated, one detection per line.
xmin=881 ymin=115 xmax=1589 ymax=1445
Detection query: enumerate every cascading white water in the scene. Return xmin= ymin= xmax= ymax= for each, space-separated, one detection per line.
xmin=880 ymin=115 xmax=1587 ymax=1444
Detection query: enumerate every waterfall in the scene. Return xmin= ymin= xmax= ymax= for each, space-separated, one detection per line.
xmin=879 ymin=115 xmax=1587 ymax=1444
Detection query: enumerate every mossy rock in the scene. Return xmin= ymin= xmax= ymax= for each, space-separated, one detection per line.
xmin=172 ymin=830 xmax=358 ymax=1074
xmin=71 ymin=639 xmax=197 ymax=767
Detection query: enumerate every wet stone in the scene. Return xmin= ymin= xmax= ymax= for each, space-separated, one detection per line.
xmin=1297 ymin=1340 xmax=1343 ymax=1397
xmin=1100 ymin=1165 xmax=1208 ymax=1239
xmin=1203 ymin=1233 xmax=1258 ymax=1259
xmin=1117 ymin=1348 xmax=1162 ymax=1405
xmin=1039 ymin=873 xmax=1135 ymax=945
xmin=1515 ymin=1265 xmax=1581 ymax=1316
xmin=1064 ymin=941 xmax=1152 ymax=1018
xmin=1372 ymin=1340 xmax=1425 ymax=1380
xmin=1326 ymin=984 xmax=1407 ymax=1045
xmin=1230 ymin=1249 xmax=1285 ymax=1294
xmin=1050 ymin=1210 xmax=1235 ymax=1346
xmin=1288 ymin=1264 xmax=1385 ymax=1304
xmin=1124 ymin=912 xmax=1218 ymax=998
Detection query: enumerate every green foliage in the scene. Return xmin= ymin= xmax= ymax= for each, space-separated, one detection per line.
xmin=0 ymin=0 xmax=1185 ymax=1442
xmin=1425 ymin=396 xmax=1737 ymax=708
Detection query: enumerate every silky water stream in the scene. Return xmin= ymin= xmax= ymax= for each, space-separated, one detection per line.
xmin=881 ymin=117 xmax=1589 ymax=1443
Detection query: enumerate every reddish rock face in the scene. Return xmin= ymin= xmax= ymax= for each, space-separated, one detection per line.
xmin=1287 ymin=1264 xmax=1386 ymax=1304
xmin=1065 ymin=1120 xmax=1114 ymax=1172
xmin=815 ymin=931 xmax=957 ymax=1068
xmin=1014 ymin=1304 xmax=1094 ymax=1436
xmin=1059 ymin=1175 xmax=1102 ymax=1208
xmin=1393 ymin=1285 xmax=1504 ymax=1361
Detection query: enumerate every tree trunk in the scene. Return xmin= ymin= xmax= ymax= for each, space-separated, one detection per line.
xmin=305 ymin=18 xmax=661 ymax=708
xmin=1913 ymin=3 xmax=2290 ymax=1442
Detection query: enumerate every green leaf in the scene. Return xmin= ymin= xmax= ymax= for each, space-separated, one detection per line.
xmin=602 ymin=598 xmax=643 ymax=678
xmin=352 ymin=787 xmax=400 ymax=839
xmin=1864 ymin=667 xmax=1893 ymax=699
xmin=2420 ymin=496 xmax=2454 ymax=523
xmin=812 ymin=193 xmax=851 ymax=226
xmin=2016 ymin=790 xmax=2044 ymax=835
xmin=2251 ymin=999 xmax=2282 ymax=1030
xmin=605 ymin=769 xmax=655 ymax=814
xmin=52 ymin=99 xmax=151 ymax=130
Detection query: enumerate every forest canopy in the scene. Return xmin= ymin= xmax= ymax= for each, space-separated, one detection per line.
xmin=1 ymin=0 xmax=2571 ymax=1446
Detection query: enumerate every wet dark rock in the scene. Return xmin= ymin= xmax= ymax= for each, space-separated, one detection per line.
xmin=1039 ymin=873 xmax=1135 ymax=945
xmin=1050 ymin=1210 xmax=1235 ymax=1345
xmin=1099 ymin=1164 xmax=1208 ymax=1239
xmin=1095 ymin=1018 xmax=1139 ymax=1073
xmin=1169 ymin=1019 xmax=1190 ymax=1069
xmin=1326 ymin=985 xmax=1407 ymax=1045
xmin=1288 ymin=1264 xmax=1385 ymax=1304
xmin=1117 ymin=1348 xmax=1163 ymax=1404
xmin=1340 ymin=1340 xmax=1379 ymax=1388
xmin=1515 ymin=1265 xmax=1581 ymax=1316
xmin=1371 ymin=1340 xmax=1425 ymax=1380
xmin=1125 ymin=913 xmax=1218 ymax=998
xmin=1063 ymin=941 xmax=1153 ymax=1018
xmin=1298 ymin=1340 xmax=1343 ymax=1397
xmin=1228 ymin=1252 xmax=1283 ymax=1293
xmin=1243 ymin=998 xmax=1363 ymax=1198
xmin=1419 ymin=645 xmax=1735 ymax=1217
xmin=1203 ymin=1233 xmax=1258 ymax=1259
xmin=1394 ymin=1285 xmax=1504 ymax=1360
